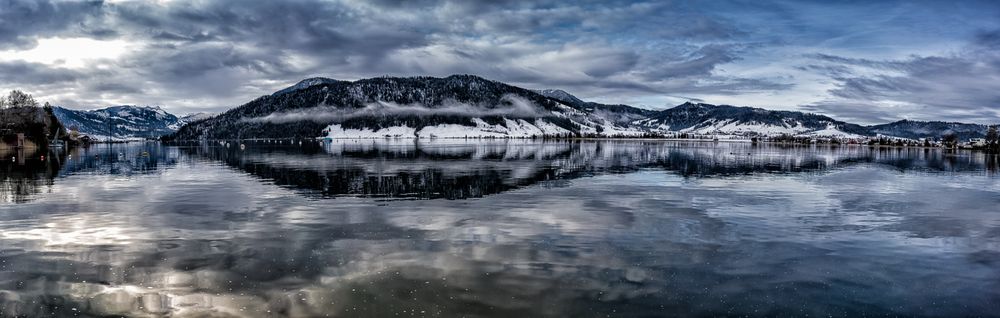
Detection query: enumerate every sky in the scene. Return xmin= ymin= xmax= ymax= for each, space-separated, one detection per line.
xmin=1 ymin=0 xmax=998 ymax=124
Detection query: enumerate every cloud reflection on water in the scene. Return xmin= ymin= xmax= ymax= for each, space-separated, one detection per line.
xmin=0 ymin=140 xmax=998 ymax=317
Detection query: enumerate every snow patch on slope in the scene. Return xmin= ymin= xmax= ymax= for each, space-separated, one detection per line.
xmin=797 ymin=124 xmax=868 ymax=138
xmin=416 ymin=118 xmax=572 ymax=138
xmin=673 ymin=120 xmax=866 ymax=138
xmin=321 ymin=118 xmax=573 ymax=139
xmin=323 ymin=125 xmax=417 ymax=139
xmin=682 ymin=120 xmax=806 ymax=135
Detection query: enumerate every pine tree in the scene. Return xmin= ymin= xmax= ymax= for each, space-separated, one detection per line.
xmin=986 ymin=125 xmax=999 ymax=153
xmin=942 ymin=133 xmax=959 ymax=148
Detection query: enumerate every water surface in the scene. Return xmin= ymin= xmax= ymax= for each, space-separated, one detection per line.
xmin=1 ymin=140 xmax=999 ymax=317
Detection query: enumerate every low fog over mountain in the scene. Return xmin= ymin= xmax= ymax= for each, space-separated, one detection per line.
xmin=169 ymin=75 xmax=991 ymax=141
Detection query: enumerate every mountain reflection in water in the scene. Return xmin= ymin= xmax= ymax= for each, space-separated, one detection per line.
xmin=0 ymin=140 xmax=998 ymax=317
xmin=189 ymin=139 xmax=997 ymax=199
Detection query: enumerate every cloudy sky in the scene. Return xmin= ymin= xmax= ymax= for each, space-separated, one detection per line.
xmin=1 ymin=0 xmax=998 ymax=124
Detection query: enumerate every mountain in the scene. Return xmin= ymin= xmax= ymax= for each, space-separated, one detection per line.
xmin=636 ymin=102 xmax=872 ymax=137
xmin=536 ymin=88 xmax=656 ymax=128
xmin=170 ymin=74 xmax=640 ymax=140
xmin=535 ymin=89 xmax=585 ymax=106
xmin=179 ymin=112 xmax=216 ymax=123
xmin=167 ymin=74 xmax=990 ymax=141
xmin=271 ymin=77 xmax=345 ymax=96
xmin=52 ymin=105 xmax=184 ymax=140
xmin=868 ymin=120 xmax=989 ymax=140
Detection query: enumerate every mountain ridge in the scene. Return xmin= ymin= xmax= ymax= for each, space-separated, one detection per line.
xmin=52 ymin=105 xmax=198 ymax=140
xmin=869 ymin=119 xmax=989 ymax=141
xmin=161 ymin=74 xmax=994 ymax=141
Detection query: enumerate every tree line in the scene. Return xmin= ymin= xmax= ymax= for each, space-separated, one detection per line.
xmin=1 ymin=90 xmax=63 ymax=147
xmin=986 ymin=125 xmax=1000 ymax=153
xmin=0 ymin=90 xmax=52 ymax=109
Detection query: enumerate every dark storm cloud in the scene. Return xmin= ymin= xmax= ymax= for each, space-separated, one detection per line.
xmin=1 ymin=0 xmax=999 ymax=123
xmin=683 ymin=77 xmax=794 ymax=95
xmin=13 ymin=2 xmax=773 ymax=95
xmin=801 ymin=102 xmax=908 ymax=124
xmin=804 ymin=30 xmax=1000 ymax=124
xmin=975 ymin=29 xmax=1000 ymax=49
xmin=0 ymin=61 xmax=82 ymax=84
xmin=86 ymin=82 xmax=142 ymax=94
xmin=0 ymin=0 xmax=106 ymax=49
xmin=1 ymin=0 xmax=785 ymax=112
xmin=109 ymin=0 xmax=435 ymax=56
xmin=122 ymin=43 xmax=286 ymax=79
xmin=639 ymin=44 xmax=743 ymax=80
xmin=809 ymin=54 xmax=905 ymax=70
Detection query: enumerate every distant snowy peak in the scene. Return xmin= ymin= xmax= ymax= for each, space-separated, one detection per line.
xmin=869 ymin=119 xmax=988 ymax=140
xmin=52 ymin=105 xmax=183 ymax=140
xmin=535 ymin=89 xmax=585 ymax=106
xmin=180 ymin=112 xmax=216 ymax=123
xmin=272 ymin=77 xmax=344 ymax=96
xmin=638 ymin=103 xmax=872 ymax=137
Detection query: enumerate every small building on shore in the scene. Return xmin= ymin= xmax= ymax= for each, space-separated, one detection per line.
xmin=1 ymin=106 xmax=65 ymax=150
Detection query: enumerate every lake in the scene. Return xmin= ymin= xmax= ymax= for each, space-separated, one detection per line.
xmin=1 ymin=140 xmax=999 ymax=317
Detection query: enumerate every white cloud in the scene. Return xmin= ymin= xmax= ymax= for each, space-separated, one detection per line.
xmin=0 ymin=37 xmax=131 ymax=68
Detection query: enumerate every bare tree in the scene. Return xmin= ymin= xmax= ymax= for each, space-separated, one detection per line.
xmin=5 ymin=90 xmax=38 ymax=108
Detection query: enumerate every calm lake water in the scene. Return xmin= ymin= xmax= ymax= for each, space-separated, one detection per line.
xmin=1 ymin=140 xmax=999 ymax=317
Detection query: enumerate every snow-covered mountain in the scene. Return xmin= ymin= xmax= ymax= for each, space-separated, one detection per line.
xmin=635 ymin=102 xmax=872 ymax=138
xmin=179 ymin=112 xmax=216 ymax=124
xmin=535 ymin=89 xmax=586 ymax=106
xmin=171 ymin=75 xmax=626 ymax=140
xmin=868 ymin=120 xmax=988 ymax=140
xmin=536 ymin=88 xmax=655 ymax=129
xmin=167 ymin=74 xmax=990 ymax=141
xmin=271 ymin=77 xmax=345 ymax=96
xmin=52 ymin=105 xmax=185 ymax=140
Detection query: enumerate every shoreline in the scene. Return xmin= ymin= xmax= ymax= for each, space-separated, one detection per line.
xmin=155 ymin=137 xmax=999 ymax=153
